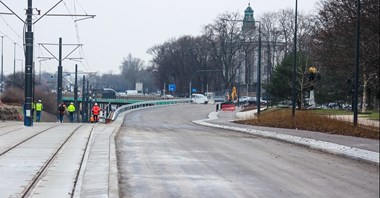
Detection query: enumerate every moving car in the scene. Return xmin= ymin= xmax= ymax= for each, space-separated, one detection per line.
xmin=191 ymin=94 xmax=209 ymax=104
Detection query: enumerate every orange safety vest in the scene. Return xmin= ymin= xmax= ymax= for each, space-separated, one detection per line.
xmin=92 ymin=105 xmax=100 ymax=115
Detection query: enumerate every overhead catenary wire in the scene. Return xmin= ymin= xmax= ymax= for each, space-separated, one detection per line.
xmin=72 ymin=0 xmax=92 ymax=72
xmin=0 ymin=17 xmax=23 ymax=51
xmin=0 ymin=15 xmax=22 ymax=39
xmin=1 ymin=0 xmax=94 ymax=75
xmin=62 ymin=0 xmax=92 ymax=72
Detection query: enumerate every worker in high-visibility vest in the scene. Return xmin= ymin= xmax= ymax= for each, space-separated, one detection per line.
xmin=67 ymin=102 xmax=76 ymax=123
xmin=91 ymin=103 xmax=101 ymax=123
xmin=35 ymin=100 xmax=43 ymax=122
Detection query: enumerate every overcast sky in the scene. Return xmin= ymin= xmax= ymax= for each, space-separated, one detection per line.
xmin=0 ymin=0 xmax=319 ymax=76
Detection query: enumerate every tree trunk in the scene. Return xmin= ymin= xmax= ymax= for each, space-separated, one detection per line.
xmin=300 ymin=90 xmax=304 ymax=109
xmin=361 ymin=75 xmax=368 ymax=113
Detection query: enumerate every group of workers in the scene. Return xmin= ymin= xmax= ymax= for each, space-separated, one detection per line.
xmin=34 ymin=100 xmax=101 ymax=123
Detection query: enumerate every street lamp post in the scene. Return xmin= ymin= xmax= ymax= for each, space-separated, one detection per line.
xmin=292 ymin=0 xmax=298 ymax=118
xmin=256 ymin=21 xmax=262 ymax=116
xmin=353 ymin=0 xmax=361 ymax=126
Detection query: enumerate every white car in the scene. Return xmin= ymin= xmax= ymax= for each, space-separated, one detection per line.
xmin=238 ymin=96 xmax=253 ymax=103
xmin=192 ymin=94 xmax=208 ymax=104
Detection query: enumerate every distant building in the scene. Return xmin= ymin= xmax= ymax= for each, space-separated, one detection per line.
xmin=236 ymin=3 xmax=285 ymax=97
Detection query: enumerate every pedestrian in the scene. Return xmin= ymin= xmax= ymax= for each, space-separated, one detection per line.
xmin=58 ymin=103 xmax=66 ymax=123
xmin=35 ymin=100 xmax=43 ymax=122
xmin=67 ymin=102 xmax=76 ymax=123
xmin=91 ymin=103 xmax=100 ymax=123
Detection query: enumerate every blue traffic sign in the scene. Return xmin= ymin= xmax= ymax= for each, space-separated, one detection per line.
xmin=168 ymin=84 xmax=176 ymax=92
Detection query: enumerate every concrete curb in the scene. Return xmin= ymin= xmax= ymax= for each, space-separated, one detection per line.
xmin=108 ymin=112 xmax=126 ymax=198
xmin=193 ymin=111 xmax=379 ymax=164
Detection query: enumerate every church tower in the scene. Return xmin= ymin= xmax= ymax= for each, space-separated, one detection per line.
xmin=242 ymin=3 xmax=256 ymax=33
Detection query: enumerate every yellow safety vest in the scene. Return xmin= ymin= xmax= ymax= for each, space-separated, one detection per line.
xmin=68 ymin=104 xmax=76 ymax=112
xmin=35 ymin=103 xmax=43 ymax=111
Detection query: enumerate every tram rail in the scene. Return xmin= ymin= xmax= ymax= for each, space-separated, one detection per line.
xmin=0 ymin=123 xmax=96 ymax=197
xmin=0 ymin=125 xmax=59 ymax=156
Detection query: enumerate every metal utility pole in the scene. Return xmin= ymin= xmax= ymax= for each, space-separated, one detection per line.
xmin=353 ymin=0 xmax=361 ymax=126
xmin=38 ymin=39 xmax=83 ymax=111
xmin=74 ymin=64 xmax=79 ymax=122
xmin=13 ymin=43 xmax=16 ymax=82
xmin=292 ymin=0 xmax=298 ymax=118
xmin=24 ymin=0 xmax=34 ymax=126
xmin=86 ymin=80 xmax=90 ymax=121
xmin=57 ymin=38 xmax=63 ymax=108
xmin=256 ymin=22 xmax=262 ymax=116
xmin=0 ymin=35 xmax=4 ymax=93
xmin=81 ymin=75 xmax=86 ymax=122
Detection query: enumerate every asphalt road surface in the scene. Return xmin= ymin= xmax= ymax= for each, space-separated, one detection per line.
xmin=116 ymin=104 xmax=379 ymax=198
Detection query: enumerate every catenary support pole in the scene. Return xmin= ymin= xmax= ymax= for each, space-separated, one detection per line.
xmin=81 ymin=75 xmax=86 ymax=123
xmin=86 ymin=80 xmax=90 ymax=122
xmin=74 ymin=64 xmax=79 ymax=122
xmin=13 ymin=43 xmax=16 ymax=83
xmin=1 ymin=36 xmax=4 ymax=90
xmin=57 ymin=38 xmax=63 ymax=108
xmin=24 ymin=0 xmax=34 ymax=126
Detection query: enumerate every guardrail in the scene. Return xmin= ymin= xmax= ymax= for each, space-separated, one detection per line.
xmin=111 ymin=99 xmax=192 ymax=121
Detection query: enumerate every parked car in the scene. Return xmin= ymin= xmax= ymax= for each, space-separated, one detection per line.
xmin=192 ymin=94 xmax=208 ymax=104
xmin=162 ymin=94 xmax=174 ymax=98
xmin=260 ymin=98 xmax=268 ymax=104
xmin=238 ymin=96 xmax=254 ymax=104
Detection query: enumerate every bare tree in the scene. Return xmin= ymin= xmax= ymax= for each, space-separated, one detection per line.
xmin=313 ymin=0 xmax=379 ymax=111
xmin=120 ymin=54 xmax=145 ymax=89
xmin=203 ymin=12 xmax=246 ymax=89
xmin=5 ymin=72 xmax=25 ymax=90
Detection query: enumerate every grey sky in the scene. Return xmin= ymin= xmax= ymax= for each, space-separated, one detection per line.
xmin=0 ymin=0 xmax=319 ymax=75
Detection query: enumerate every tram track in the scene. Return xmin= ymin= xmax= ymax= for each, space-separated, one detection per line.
xmin=0 ymin=122 xmax=117 ymax=197
xmin=20 ymin=125 xmax=94 ymax=198
xmin=0 ymin=123 xmax=23 ymax=136
xmin=70 ymin=125 xmax=96 ymax=197
xmin=20 ymin=124 xmax=86 ymax=198
xmin=0 ymin=127 xmax=23 ymax=137
xmin=0 ymin=125 xmax=59 ymax=156
xmin=0 ymin=123 xmax=96 ymax=197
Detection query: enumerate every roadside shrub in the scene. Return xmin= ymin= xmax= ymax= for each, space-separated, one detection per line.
xmin=236 ymin=109 xmax=379 ymax=139
xmin=0 ymin=86 xmax=57 ymax=115
xmin=0 ymin=88 xmax=24 ymax=104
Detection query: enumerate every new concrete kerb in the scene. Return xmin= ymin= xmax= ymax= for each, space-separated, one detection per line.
xmin=193 ymin=111 xmax=379 ymax=164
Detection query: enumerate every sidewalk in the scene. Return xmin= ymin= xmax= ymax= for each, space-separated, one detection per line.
xmin=193 ymin=108 xmax=379 ymax=164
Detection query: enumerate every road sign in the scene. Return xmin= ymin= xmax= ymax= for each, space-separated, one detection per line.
xmin=168 ymin=84 xmax=176 ymax=92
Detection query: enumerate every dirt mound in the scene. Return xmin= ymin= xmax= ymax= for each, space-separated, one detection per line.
xmin=0 ymin=104 xmax=22 ymax=121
